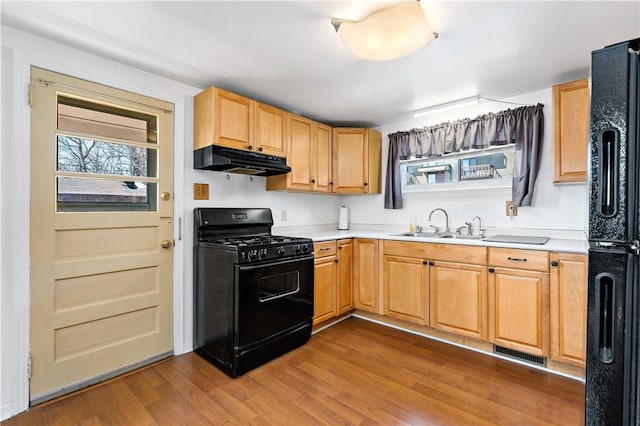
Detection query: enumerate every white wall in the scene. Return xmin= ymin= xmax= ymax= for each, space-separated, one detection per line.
xmin=0 ymin=27 xmax=340 ymax=420
xmin=344 ymin=90 xmax=589 ymax=237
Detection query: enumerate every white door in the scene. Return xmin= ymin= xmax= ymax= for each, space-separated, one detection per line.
xmin=29 ymin=67 xmax=174 ymax=403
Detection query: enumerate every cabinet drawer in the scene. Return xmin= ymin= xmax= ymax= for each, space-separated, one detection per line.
xmin=488 ymin=247 xmax=549 ymax=272
xmin=384 ymin=240 xmax=486 ymax=264
xmin=314 ymin=240 xmax=337 ymax=257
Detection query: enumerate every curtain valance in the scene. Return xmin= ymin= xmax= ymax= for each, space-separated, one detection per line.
xmin=384 ymin=103 xmax=544 ymax=209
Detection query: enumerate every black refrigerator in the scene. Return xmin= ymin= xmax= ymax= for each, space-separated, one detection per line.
xmin=586 ymin=38 xmax=640 ymax=425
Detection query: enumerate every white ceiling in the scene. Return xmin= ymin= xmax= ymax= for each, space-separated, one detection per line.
xmin=2 ymin=1 xmax=639 ymax=127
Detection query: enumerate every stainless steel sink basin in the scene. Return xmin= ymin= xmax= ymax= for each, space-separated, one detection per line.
xmin=389 ymin=232 xmax=484 ymax=240
xmin=448 ymin=234 xmax=485 ymax=240
xmin=389 ymin=232 xmax=440 ymax=238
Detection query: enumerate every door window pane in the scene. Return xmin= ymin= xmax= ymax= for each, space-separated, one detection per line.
xmin=57 ymin=177 xmax=157 ymax=212
xmin=57 ymin=136 xmax=156 ymax=177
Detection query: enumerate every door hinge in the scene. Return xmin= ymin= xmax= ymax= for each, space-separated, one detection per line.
xmin=28 ymin=84 xmax=33 ymax=107
xmin=28 ymin=351 xmax=32 ymax=380
xmin=178 ymin=217 xmax=182 ymax=241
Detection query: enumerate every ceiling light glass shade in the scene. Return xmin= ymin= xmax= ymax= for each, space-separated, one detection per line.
xmin=332 ymin=1 xmax=438 ymax=61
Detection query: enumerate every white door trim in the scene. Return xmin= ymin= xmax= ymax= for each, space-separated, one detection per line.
xmin=2 ymin=27 xmax=197 ymax=419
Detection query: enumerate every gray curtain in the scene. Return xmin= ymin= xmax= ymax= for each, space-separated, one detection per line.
xmin=384 ymin=104 xmax=544 ymax=209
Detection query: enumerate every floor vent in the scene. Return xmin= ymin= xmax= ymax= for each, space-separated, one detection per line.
xmin=493 ymin=345 xmax=546 ymax=367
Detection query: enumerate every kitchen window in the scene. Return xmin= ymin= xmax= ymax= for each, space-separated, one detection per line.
xmin=400 ymin=145 xmax=515 ymax=192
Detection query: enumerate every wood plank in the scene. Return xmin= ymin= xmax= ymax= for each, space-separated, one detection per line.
xmin=5 ymin=318 xmax=584 ymax=426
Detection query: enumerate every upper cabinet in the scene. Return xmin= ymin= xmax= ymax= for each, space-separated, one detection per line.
xmin=254 ymin=102 xmax=287 ymax=157
xmin=194 ymin=87 xmax=286 ymax=157
xmin=266 ymin=114 xmax=332 ymax=192
xmin=333 ymin=128 xmax=382 ymax=194
xmin=552 ymin=79 xmax=590 ymax=183
xmin=268 ymin=125 xmax=381 ymax=194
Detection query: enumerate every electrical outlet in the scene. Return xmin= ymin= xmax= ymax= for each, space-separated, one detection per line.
xmin=194 ymin=183 xmax=209 ymax=200
xmin=281 ymin=209 xmax=288 ymax=221
xmin=505 ymin=201 xmax=518 ymax=216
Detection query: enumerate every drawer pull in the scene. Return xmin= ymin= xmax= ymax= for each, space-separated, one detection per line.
xmin=319 ymin=247 xmax=331 ymax=252
xmin=507 ymin=257 xmax=527 ymax=262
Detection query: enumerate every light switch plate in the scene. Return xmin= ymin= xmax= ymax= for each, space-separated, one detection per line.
xmin=194 ymin=183 xmax=209 ymax=200
xmin=505 ymin=201 xmax=518 ymax=216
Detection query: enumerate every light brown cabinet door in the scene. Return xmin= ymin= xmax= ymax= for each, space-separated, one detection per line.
xmin=313 ymin=255 xmax=337 ymax=325
xmin=314 ymin=122 xmax=333 ymax=192
xmin=337 ymin=239 xmax=354 ymax=314
xmin=194 ymin=87 xmax=253 ymax=151
xmin=383 ymin=255 xmax=428 ymax=325
xmin=488 ymin=267 xmax=549 ymax=357
xmin=255 ymin=102 xmax=286 ymax=157
xmin=333 ymin=128 xmax=368 ymax=193
xmin=550 ymin=253 xmax=587 ymax=367
xmin=552 ymin=78 xmax=590 ymax=183
xmin=354 ymin=239 xmax=379 ymax=313
xmin=430 ymin=261 xmax=488 ymax=341
xmin=285 ymin=114 xmax=314 ymax=191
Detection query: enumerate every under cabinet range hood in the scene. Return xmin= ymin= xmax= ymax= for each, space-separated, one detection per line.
xmin=194 ymin=145 xmax=291 ymax=176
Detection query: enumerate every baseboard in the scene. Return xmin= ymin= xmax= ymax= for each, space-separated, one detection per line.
xmin=1 ymin=401 xmax=14 ymax=422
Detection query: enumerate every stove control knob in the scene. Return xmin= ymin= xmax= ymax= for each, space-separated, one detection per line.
xmin=247 ymin=250 xmax=258 ymax=261
xmin=301 ymin=244 xmax=308 ymax=253
xmin=277 ymin=247 xmax=286 ymax=257
xmin=258 ymin=249 xmax=267 ymax=260
xmin=293 ymin=245 xmax=301 ymax=254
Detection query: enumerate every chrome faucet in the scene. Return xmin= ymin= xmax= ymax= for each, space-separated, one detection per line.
xmin=472 ymin=216 xmax=484 ymax=236
xmin=428 ymin=208 xmax=450 ymax=234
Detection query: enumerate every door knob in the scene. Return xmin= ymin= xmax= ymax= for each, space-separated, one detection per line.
xmin=161 ymin=239 xmax=173 ymax=249
xmin=161 ymin=192 xmax=171 ymax=201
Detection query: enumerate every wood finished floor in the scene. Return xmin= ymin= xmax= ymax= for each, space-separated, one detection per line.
xmin=4 ymin=318 xmax=585 ymax=425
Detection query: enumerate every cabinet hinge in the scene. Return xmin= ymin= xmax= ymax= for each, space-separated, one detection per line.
xmin=28 ymin=84 xmax=34 ymax=107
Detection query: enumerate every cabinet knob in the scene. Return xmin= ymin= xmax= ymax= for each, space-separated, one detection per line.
xmin=247 ymin=145 xmax=253 ymax=150
xmin=258 ymin=147 xmax=263 ymax=152
xmin=364 ymin=182 xmax=368 ymax=186
xmin=334 ymin=259 xmax=339 ymax=263
xmin=488 ymin=268 xmax=495 ymax=273
xmin=551 ymin=261 xmax=559 ymax=267
xmin=311 ymin=179 xmax=316 ymax=184
xmin=329 ymin=182 xmax=333 ymax=185
xmin=423 ymin=260 xmax=428 ymax=265
xmin=429 ymin=261 xmax=435 ymax=266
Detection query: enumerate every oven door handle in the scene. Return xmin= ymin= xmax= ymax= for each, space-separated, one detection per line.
xmin=238 ymin=254 xmax=314 ymax=270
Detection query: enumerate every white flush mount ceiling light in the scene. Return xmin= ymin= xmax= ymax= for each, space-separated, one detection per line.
xmin=331 ymin=1 xmax=438 ymax=62
xmin=413 ymin=96 xmax=480 ymax=117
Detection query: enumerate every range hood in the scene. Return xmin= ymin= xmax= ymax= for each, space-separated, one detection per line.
xmin=194 ymin=145 xmax=291 ymax=176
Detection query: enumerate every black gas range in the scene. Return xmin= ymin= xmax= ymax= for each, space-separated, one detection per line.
xmin=193 ymin=208 xmax=314 ymax=378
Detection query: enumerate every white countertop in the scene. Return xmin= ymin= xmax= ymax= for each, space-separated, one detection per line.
xmin=275 ymin=228 xmax=588 ymax=254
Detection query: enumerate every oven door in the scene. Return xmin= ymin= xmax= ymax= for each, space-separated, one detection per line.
xmin=235 ymin=254 xmax=314 ymax=347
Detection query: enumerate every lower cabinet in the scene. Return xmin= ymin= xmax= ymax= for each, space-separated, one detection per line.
xmin=383 ymin=254 xmax=428 ymax=325
xmin=550 ymin=252 xmax=587 ymax=367
xmin=313 ymin=239 xmax=353 ymax=325
xmin=429 ymin=261 xmax=488 ymax=341
xmin=337 ymin=239 xmax=354 ymax=315
xmin=488 ymin=248 xmax=550 ymax=357
xmin=322 ymin=237 xmax=586 ymax=370
xmin=353 ymin=238 xmax=379 ymax=313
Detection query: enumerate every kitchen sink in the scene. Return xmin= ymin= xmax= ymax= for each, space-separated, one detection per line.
xmin=389 ymin=232 xmax=484 ymax=240
xmin=389 ymin=232 xmax=440 ymax=238
xmin=444 ymin=234 xmax=485 ymax=240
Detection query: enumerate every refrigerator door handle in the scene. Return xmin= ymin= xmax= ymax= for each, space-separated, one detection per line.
xmin=596 ymin=129 xmax=619 ymax=218
xmin=595 ymin=272 xmax=616 ymax=363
